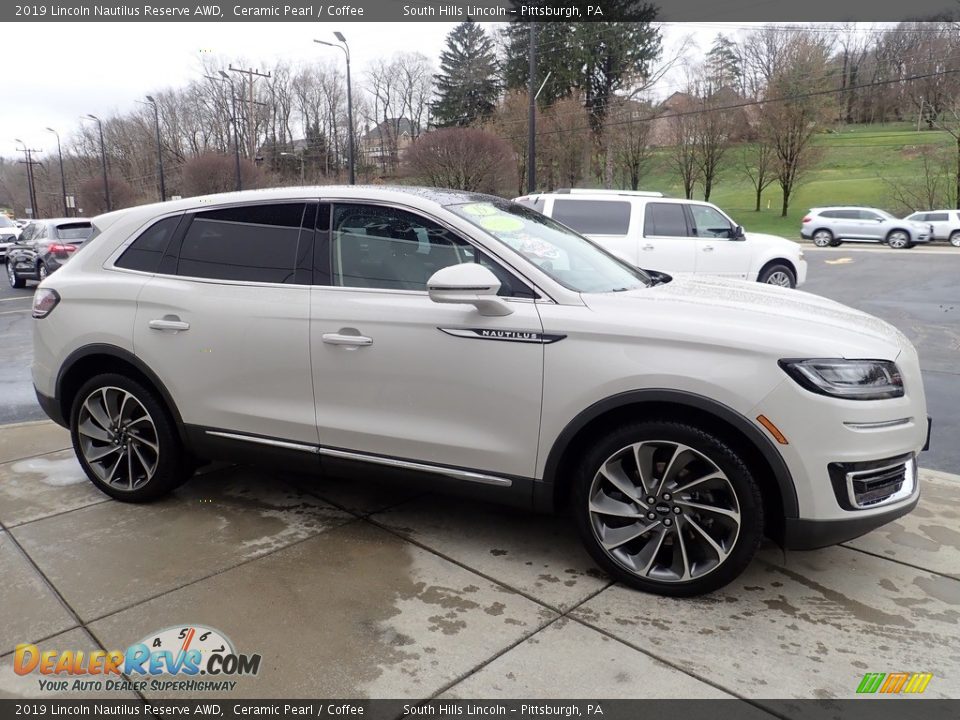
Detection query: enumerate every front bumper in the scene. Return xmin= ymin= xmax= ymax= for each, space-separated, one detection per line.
xmin=784 ymin=489 xmax=919 ymax=549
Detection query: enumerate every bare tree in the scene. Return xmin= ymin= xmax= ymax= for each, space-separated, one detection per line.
xmin=180 ymin=152 xmax=263 ymax=197
xmin=606 ymin=98 xmax=653 ymax=191
xmin=667 ymin=110 xmax=700 ymax=199
xmin=692 ymin=91 xmax=736 ymax=201
xmin=405 ymin=128 xmax=514 ymax=194
xmin=489 ymin=91 xmax=529 ymax=196
xmin=741 ymin=139 xmax=778 ymax=212
xmin=882 ymin=146 xmax=956 ymax=213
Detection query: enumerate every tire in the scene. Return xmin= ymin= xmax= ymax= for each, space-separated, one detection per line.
xmin=70 ymin=373 xmax=194 ymax=502
xmin=37 ymin=262 xmax=48 ymax=281
xmin=572 ymin=421 xmax=764 ymax=597
xmin=758 ymin=263 xmax=796 ymax=288
xmin=7 ymin=260 xmax=25 ymax=288
xmin=811 ymin=229 xmax=833 ymax=247
xmin=829 ymin=239 xmax=842 ymax=247
xmin=886 ymin=230 xmax=910 ymax=249
xmin=950 ymin=231 xmax=960 ymax=248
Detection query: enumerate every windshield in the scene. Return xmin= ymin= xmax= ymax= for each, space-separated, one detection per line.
xmin=447 ymin=200 xmax=651 ymax=293
xmin=0 ymin=217 xmax=14 ymax=228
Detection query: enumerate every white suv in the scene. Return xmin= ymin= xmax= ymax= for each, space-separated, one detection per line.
xmin=31 ymin=187 xmax=928 ymax=597
xmin=515 ymin=189 xmax=807 ymax=288
xmin=903 ymin=210 xmax=960 ymax=247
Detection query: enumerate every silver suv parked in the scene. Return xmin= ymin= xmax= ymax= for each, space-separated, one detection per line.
xmin=31 ymin=187 xmax=929 ymax=597
xmin=801 ymin=207 xmax=931 ymax=249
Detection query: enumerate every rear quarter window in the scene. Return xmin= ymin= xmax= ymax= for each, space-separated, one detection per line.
xmin=115 ymin=216 xmax=183 ymax=273
xmin=552 ymin=199 xmax=631 ymax=235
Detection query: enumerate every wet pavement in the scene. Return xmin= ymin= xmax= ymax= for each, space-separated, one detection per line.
xmin=0 ymin=420 xmax=958 ymax=703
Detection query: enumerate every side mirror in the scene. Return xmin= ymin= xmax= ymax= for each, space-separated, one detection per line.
xmin=732 ymin=225 xmax=746 ymax=240
xmin=427 ymin=263 xmax=513 ymax=317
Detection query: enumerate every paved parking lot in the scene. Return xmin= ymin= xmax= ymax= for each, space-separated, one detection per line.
xmin=1 ymin=421 xmax=958 ymax=703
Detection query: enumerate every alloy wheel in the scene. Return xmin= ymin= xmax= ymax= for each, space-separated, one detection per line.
xmin=812 ymin=231 xmax=832 ymax=247
xmin=765 ymin=271 xmax=792 ymax=287
xmin=6 ymin=263 xmax=14 ymax=286
xmin=38 ymin=263 xmax=48 ymax=280
xmin=587 ymin=440 xmax=741 ymax=583
xmin=76 ymin=386 xmax=160 ymax=492
xmin=950 ymin=233 xmax=960 ymax=248
xmin=887 ymin=232 xmax=909 ymax=249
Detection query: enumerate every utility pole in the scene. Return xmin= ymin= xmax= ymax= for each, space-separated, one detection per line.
xmin=229 ymin=65 xmax=271 ymax=162
xmin=314 ymin=33 xmax=355 ymax=185
xmin=15 ymin=140 xmax=42 ymax=218
xmin=45 ymin=128 xmax=69 ymax=216
xmin=140 ymin=97 xmax=166 ymax=201
xmin=527 ymin=23 xmax=537 ymax=194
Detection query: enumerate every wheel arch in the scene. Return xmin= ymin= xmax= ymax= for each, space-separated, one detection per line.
xmin=886 ymin=227 xmax=912 ymax=241
xmin=756 ymin=257 xmax=797 ymax=282
xmin=56 ymin=344 xmax=189 ymax=447
xmin=538 ymin=390 xmax=799 ymax=541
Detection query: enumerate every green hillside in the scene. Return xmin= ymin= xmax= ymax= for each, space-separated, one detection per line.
xmin=637 ymin=123 xmax=955 ymax=239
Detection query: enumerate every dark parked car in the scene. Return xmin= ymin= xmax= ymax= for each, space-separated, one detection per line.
xmin=7 ymin=218 xmax=93 ymax=288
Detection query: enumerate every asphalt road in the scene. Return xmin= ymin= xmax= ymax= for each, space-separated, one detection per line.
xmin=0 ymin=245 xmax=957 ymax=472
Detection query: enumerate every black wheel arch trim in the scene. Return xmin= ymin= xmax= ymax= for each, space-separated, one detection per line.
xmin=55 ymin=344 xmax=190 ymax=447
xmin=539 ymin=388 xmax=799 ymax=518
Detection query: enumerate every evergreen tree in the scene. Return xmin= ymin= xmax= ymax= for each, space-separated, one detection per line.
xmin=432 ymin=21 xmax=499 ymax=128
xmin=705 ymin=34 xmax=742 ymax=93
xmin=500 ymin=4 xmax=661 ymax=134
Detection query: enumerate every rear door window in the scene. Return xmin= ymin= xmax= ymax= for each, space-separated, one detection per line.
xmin=176 ymin=203 xmax=306 ymax=284
xmin=115 ymin=216 xmax=183 ymax=273
xmin=552 ymin=199 xmax=631 ymax=235
xmin=927 ymin=213 xmax=949 ymax=222
xmin=643 ymin=203 xmax=689 ymax=237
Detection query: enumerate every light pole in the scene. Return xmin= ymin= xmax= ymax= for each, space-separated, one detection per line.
xmin=143 ymin=96 xmax=166 ymax=201
xmin=44 ymin=128 xmax=69 ymax=216
xmin=205 ymin=72 xmax=243 ymax=191
xmin=314 ymin=33 xmax=354 ymax=185
xmin=83 ymin=114 xmax=111 ymax=212
xmin=280 ymin=151 xmax=305 ymax=183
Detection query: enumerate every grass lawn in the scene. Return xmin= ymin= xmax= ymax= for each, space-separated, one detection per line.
xmin=634 ymin=123 xmax=955 ymax=239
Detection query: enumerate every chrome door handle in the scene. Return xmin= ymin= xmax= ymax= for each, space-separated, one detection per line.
xmin=322 ymin=333 xmax=373 ymax=347
xmin=702 ymin=245 xmax=714 ymax=252
xmin=641 ymin=244 xmax=655 ymax=251
xmin=148 ymin=318 xmax=190 ymax=332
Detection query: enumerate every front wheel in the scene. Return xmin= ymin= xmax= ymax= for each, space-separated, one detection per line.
xmin=7 ymin=260 xmax=25 ymax=288
xmin=70 ymin=373 xmax=194 ymax=502
xmin=886 ymin=230 xmax=910 ymax=249
xmin=37 ymin=262 xmax=48 ymax=281
xmin=572 ymin=421 xmax=764 ymax=597
xmin=950 ymin=231 xmax=960 ymax=248
xmin=811 ymin=229 xmax=833 ymax=247
xmin=759 ymin=263 xmax=797 ymax=288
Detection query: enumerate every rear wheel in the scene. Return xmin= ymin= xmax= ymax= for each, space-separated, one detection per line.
xmin=71 ymin=373 xmax=194 ymax=502
xmin=7 ymin=260 xmax=24 ymax=288
xmin=950 ymin=231 xmax=960 ymax=248
xmin=811 ymin=229 xmax=833 ymax=247
xmin=886 ymin=230 xmax=910 ymax=249
xmin=758 ymin=263 xmax=796 ymax=288
xmin=572 ymin=421 xmax=763 ymax=597
xmin=37 ymin=262 xmax=48 ymax=281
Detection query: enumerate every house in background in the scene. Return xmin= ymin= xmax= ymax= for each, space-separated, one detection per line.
xmin=360 ymin=118 xmax=419 ymax=172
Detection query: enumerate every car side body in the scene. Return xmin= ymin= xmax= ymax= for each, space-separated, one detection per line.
xmin=801 ymin=207 xmax=932 ymax=249
xmin=7 ymin=218 xmax=94 ymax=287
xmin=903 ymin=210 xmax=960 ymax=246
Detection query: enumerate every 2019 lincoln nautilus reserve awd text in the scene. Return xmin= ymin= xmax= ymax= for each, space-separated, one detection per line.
xmin=31 ymin=186 xmax=930 ymax=596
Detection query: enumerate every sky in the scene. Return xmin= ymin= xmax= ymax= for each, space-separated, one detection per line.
xmin=2 ymin=21 xmax=729 ymax=161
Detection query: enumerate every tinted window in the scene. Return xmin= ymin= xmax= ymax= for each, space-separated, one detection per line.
xmin=689 ymin=205 xmax=733 ymax=238
xmin=116 ymin=216 xmax=182 ymax=273
xmin=330 ymin=204 xmax=532 ymax=297
xmin=19 ymin=224 xmax=35 ymax=242
xmin=927 ymin=213 xmax=949 ymax=222
xmin=643 ymin=203 xmax=688 ymax=237
xmin=177 ymin=203 xmax=305 ymax=283
xmin=54 ymin=223 xmax=93 ymax=241
xmin=514 ymin=196 xmax=545 ymax=213
xmin=819 ymin=211 xmax=839 ymax=219
xmin=552 ymin=199 xmax=631 ymax=235
xmin=858 ymin=211 xmax=882 ymax=221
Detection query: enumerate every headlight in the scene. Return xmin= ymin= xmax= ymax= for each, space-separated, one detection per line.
xmin=778 ymin=359 xmax=903 ymax=400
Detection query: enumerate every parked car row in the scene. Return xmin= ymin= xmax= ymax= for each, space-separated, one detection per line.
xmin=802 ymin=206 xmax=960 ymax=249
xmin=514 ymin=189 xmax=807 ymax=288
xmin=5 ymin=218 xmax=94 ymax=288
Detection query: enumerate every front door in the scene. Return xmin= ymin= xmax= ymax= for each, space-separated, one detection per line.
xmin=309 ymin=202 xmax=544 ymax=479
xmin=688 ymin=203 xmax=753 ymax=280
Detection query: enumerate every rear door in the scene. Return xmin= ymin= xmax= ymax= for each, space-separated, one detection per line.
xmin=638 ymin=202 xmax=696 ymax=274
xmin=550 ymin=198 xmax=636 ymax=265
xmin=923 ymin=212 xmax=950 ymax=240
xmin=133 ymin=201 xmax=319 ymax=445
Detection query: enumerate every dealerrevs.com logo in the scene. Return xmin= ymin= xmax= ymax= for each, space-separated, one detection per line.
xmin=15 ymin=625 xmax=261 ymax=693
xmin=856 ymin=672 xmax=933 ymax=695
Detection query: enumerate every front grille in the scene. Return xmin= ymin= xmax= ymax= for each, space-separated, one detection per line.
xmin=849 ymin=464 xmax=906 ymax=507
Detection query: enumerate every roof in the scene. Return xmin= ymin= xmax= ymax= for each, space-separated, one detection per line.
xmin=361 ymin=118 xmax=418 ymax=141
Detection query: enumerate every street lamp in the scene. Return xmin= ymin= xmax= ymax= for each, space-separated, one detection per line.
xmin=280 ymin=151 xmax=305 ymax=183
xmin=143 ymin=96 xmax=166 ymax=201
xmin=83 ymin=114 xmax=111 ymax=212
xmin=205 ymin=72 xmax=242 ymax=191
xmin=44 ymin=128 xmax=69 ymax=217
xmin=314 ymin=33 xmax=354 ymax=185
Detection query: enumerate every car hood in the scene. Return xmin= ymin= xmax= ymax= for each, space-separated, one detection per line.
xmin=581 ymin=274 xmax=907 ymax=360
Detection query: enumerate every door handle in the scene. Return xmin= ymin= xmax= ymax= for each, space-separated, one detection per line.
xmin=702 ymin=245 xmax=715 ymax=252
xmin=322 ymin=333 xmax=373 ymax=347
xmin=641 ymin=244 xmax=655 ymax=251
xmin=148 ymin=318 xmax=190 ymax=332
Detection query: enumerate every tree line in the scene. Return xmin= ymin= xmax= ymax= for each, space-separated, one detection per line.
xmin=2 ymin=19 xmax=959 ymax=219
